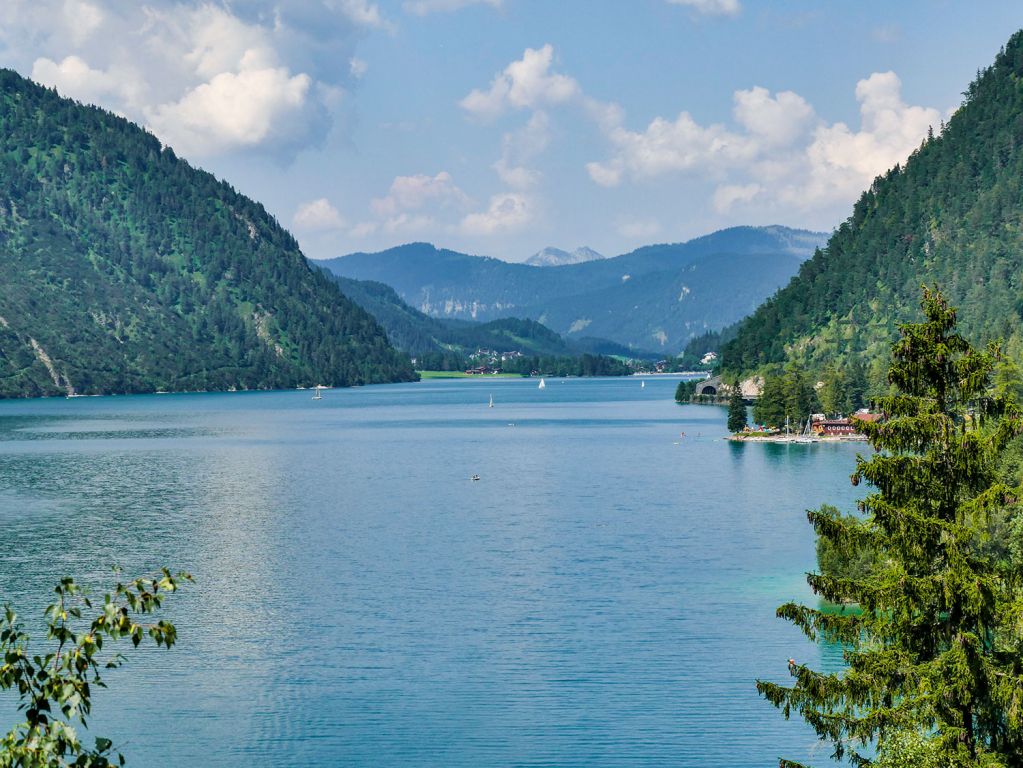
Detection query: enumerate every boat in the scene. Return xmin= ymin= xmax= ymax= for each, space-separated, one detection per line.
xmin=794 ymin=415 xmax=819 ymax=443
xmin=312 ymin=385 xmax=323 ymax=401
xmin=489 ymin=394 xmax=494 ymax=408
xmin=538 ymin=378 xmax=546 ymax=390
xmin=641 ymin=380 xmax=646 ymax=388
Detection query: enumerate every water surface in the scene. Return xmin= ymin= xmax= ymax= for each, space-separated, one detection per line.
xmin=0 ymin=377 xmax=862 ymax=766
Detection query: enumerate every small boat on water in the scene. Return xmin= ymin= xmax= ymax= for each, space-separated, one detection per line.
xmin=641 ymin=380 xmax=645 ymax=389
xmin=312 ymin=385 xmax=324 ymax=401
xmin=538 ymin=378 xmax=546 ymax=390
xmin=489 ymin=394 xmax=494 ymax=408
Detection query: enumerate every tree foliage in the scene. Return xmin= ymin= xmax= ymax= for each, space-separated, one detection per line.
xmin=752 ymin=367 xmax=823 ymax=429
xmin=675 ymin=379 xmax=698 ymax=403
xmin=727 ymin=380 xmax=748 ymax=433
xmin=758 ymin=288 xmax=1023 ymax=767
xmin=1 ymin=569 xmax=191 ymax=766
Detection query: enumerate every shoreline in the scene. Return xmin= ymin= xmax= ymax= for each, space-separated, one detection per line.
xmin=728 ymin=434 xmax=868 ymax=443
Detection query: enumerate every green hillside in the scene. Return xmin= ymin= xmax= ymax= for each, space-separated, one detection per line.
xmin=723 ymin=31 xmax=1023 ymax=384
xmin=0 ymin=69 xmax=415 ymax=397
xmin=328 ymin=273 xmax=640 ymax=359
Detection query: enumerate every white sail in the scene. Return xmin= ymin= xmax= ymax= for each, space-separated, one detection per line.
xmin=489 ymin=394 xmax=494 ymax=408
xmin=641 ymin=380 xmax=645 ymax=388
xmin=538 ymin=378 xmax=546 ymax=389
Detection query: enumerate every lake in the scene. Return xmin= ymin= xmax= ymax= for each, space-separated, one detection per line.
xmin=0 ymin=377 xmax=863 ymax=766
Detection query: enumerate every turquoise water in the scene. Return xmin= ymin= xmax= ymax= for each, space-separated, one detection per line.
xmin=0 ymin=377 xmax=862 ymax=766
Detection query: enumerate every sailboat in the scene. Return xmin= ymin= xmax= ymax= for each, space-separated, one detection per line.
xmin=538 ymin=378 xmax=546 ymax=390
xmin=641 ymin=380 xmax=646 ymax=389
xmin=312 ymin=385 xmax=323 ymax=401
xmin=795 ymin=415 xmax=818 ymax=443
xmin=489 ymin=394 xmax=494 ymax=408
xmin=780 ymin=415 xmax=795 ymax=443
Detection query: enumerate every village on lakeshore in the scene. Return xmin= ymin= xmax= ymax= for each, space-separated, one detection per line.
xmin=728 ymin=409 xmax=883 ymax=442
xmin=676 ymin=369 xmax=884 ymax=442
xmin=449 ymin=347 xmax=702 ymax=377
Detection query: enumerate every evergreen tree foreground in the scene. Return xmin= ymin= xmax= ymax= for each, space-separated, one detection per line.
xmin=757 ymin=288 xmax=1023 ymax=767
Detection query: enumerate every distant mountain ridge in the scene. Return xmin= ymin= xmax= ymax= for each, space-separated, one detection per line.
xmin=0 ymin=69 xmax=415 ymax=397
xmin=525 ymin=246 xmax=605 ymax=267
xmin=319 ymin=226 xmax=827 ymax=353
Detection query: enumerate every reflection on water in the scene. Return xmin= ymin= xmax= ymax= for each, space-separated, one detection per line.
xmin=0 ymin=379 xmax=864 ymax=766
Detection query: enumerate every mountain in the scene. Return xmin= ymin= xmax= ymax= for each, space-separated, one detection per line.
xmin=326 ymin=273 xmax=641 ymax=359
xmin=525 ymin=246 xmax=606 ymax=267
xmin=0 ymin=69 xmax=416 ymax=397
xmin=722 ymin=31 xmax=1023 ymax=386
xmin=319 ymin=226 xmax=826 ymax=353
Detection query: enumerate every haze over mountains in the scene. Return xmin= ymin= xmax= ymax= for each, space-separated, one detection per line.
xmin=320 ymin=226 xmax=827 ymax=354
xmin=0 ymin=70 xmax=415 ymax=397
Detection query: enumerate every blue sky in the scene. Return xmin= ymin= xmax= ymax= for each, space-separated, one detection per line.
xmin=2 ymin=0 xmax=1022 ymax=261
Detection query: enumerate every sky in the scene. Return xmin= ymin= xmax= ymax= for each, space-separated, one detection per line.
xmin=2 ymin=1 xmax=1022 ymax=262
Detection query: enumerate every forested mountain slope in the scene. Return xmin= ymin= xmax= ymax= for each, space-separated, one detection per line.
xmin=320 ymin=226 xmax=825 ymax=352
xmin=723 ymin=31 xmax=1023 ymax=378
xmin=328 ymin=274 xmax=638 ymax=358
xmin=0 ymin=69 xmax=415 ymax=397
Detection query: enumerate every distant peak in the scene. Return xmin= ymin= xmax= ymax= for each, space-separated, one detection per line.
xmin=525 ymin=245 xmax=606 ymax=267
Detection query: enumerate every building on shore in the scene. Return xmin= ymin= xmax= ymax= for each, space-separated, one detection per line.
xmin=810 ymin=409 xmax=883 ymax=437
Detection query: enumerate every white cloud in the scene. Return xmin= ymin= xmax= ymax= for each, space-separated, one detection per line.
xmin=585 ymin=161 xmax=623 ymax=188
xmin=31 ymin=55 xmax=143 ymax=110
xmin=586 ymin=110 xmax=757 ymax=187
xmin=586 ymin=72 xmax=940 ymax=217
xmin=349 ymin=56 xmax=368 ymax=78
xmin=338 ymin=0 xmax=391 ymax=30
xmin=785 ymin=71 xmax=940 ymax=206
xmin=63 ymin=0 xmax=103 ymax=45
xmin=404 ymin=0 xmax=502 ymax=15
xmin=1 ymin=1 xmax=369 ymax=161
xmin=293 ymin=198 xmax=347 ymax=231
xmin=461 ymin=192 xmax=534 ymax=235
xmin=146 ymin=56 xmax=312 ymax=156
xmin=176 ymin=4 xmax=271 ymax=80
xmin=666 ymin=0 xmax=740 ymax=15
xmin=494 ymin=110 xmax=550 ymax=188
xmin=713 ymin=183 xmax=761 ymax=212
xmin=460 ymin=44 xmax=580 ymax=119
xmin=733 ymin=86 xmax=815 ymax=146
xmin=371 ymin=171 xmax=471 ymax=216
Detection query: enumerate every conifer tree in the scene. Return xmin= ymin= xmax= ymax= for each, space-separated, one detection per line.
xmin=727 ymin=379 xmax=748 ymax=433
xmin=783 ymin=364 xmax=817 ymax=428
xmin=754 ymin=373 xmax=787 ymax=428
xmin=757 ymin=288 xmax=1023 ymax=767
